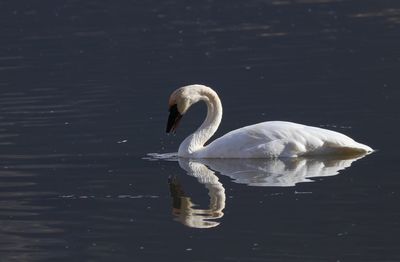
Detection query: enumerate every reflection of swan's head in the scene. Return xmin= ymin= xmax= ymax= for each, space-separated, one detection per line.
xmin=166 ymin=84 xmax=217 ymax=133
xmin=169 ymin=176 xmax=224 ymax=228
xmin=168 ymin=160 xmax=226 ymax=229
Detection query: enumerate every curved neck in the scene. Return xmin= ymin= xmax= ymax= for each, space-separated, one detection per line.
xmin=177 ymin=159 xmax=226 ymax=228
xmin=178 ymin=87 xmax=222 ymax=157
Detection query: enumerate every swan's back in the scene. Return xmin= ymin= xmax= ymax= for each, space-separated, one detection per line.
xmin=200 ymin=121 xmax=372 ymax=158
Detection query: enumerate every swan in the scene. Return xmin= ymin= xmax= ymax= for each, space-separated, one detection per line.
xmin=166 ymin=84 xmax=373 ymax=158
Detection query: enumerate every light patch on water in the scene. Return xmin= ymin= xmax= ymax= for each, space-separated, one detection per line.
xmin=144 ymin=152 xmax=179 ymax=161
xmin=59 ymin=194 xmax=160 ymax=199
xmin=319 ymin=124 xmax=352 ymax=129
xmin=294 ymin=191 xmax=313 ymax=194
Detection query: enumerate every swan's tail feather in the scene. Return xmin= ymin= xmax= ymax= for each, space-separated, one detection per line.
xmin=305 ymin=142 xmax=373 ymax=157
xmin=331 ymin=146 xmax=373 ymax=156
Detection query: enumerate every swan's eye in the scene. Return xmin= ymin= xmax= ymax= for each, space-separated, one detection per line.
xmin=166 ymin=104 xmax=183 ymax=133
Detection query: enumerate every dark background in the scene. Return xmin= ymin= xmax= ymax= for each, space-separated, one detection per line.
xmin=0 ymin=0 xmax=399 ymax=261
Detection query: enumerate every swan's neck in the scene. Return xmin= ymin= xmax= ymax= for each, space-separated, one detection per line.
xmin=178 ymin=89 xmax=222 ymax=157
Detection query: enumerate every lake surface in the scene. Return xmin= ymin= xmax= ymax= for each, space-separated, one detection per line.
xmin=1 ymin=0 xmax=400 ymax=261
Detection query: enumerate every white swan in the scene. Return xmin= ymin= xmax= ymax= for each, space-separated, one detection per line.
xmin=166 ymin=84 xmax=373 ymax=158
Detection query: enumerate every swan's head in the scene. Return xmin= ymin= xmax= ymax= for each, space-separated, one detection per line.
xmin=166 ymin=85 xmax=204 ymax=133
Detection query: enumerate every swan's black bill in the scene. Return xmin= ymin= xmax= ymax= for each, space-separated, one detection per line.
xmin=166 ymin=104 xmax=183 ymax=133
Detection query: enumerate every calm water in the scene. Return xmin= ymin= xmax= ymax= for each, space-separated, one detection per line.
xmin=1 ymin=0 xmax=400 ymax=261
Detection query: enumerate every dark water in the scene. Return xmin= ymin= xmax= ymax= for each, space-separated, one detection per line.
xmin=1 ymin=0 xmax=400 ymax=261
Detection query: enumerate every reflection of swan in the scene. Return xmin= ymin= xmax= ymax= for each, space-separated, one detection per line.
xmin=192 ymin=156 xmax=364 ymax=187
xmin=166 ymin=84 xmax=372 ymax=158
xmin=159 ymin=154 xmax=364 ymax=228
xmin=168 ymin=161 xmax=225 ymax=228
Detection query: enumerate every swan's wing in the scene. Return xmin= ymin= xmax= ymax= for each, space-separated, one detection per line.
xmin=203 ymin=121 xmax=372 ymax=158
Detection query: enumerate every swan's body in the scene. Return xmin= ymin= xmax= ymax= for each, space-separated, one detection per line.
xmin=166 ymin=84 xmax=372 ymax=158
xmin=193 ymin=121 xmax=372 ymax=158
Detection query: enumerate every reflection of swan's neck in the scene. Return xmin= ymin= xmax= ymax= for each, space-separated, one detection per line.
xmin=178 ymin=88 xmax=223 ymax=157
xmin=175 ymin=160 xmax=226 ymax=228
xmin=184 ymin=161 xmax=226 ymax=214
